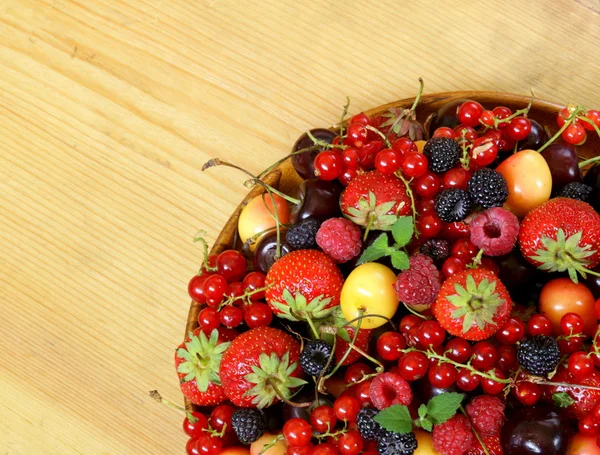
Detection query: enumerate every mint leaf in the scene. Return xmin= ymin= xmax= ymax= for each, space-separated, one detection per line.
xmin=392 ymin=216 xmax=414 ymax=247
xmin=418 ymin=404 xmax=428 ymax=420
xmin=552 ymin=392 xmax=574 ymax=408
xmin=357 ymin=233 xmax=390 ymax=264
xmin=426 ymin=392 xmax=464 ymax=425
xmin=420 ymin=419 xmax=433 ymax=432
xmin=390 ymin=250 xmax=410 ymax=270
xmin=337 ymin=328 xmax=351 ymax=343
xmin=374 ymin=405 xmax=413 ymax=434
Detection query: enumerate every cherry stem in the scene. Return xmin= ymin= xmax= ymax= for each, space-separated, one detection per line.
xmin=578 ymin=153 xmax=600 ymax=168
xmin=348 ymin=342 xmax=384 ymax=372
xmin=257 ymin=144 xmax=322 ymax=179
xmin=537 ymin=105 xmax=586 ymax=153
xmin=409 ymin=77 xmax=425 ymax=112
xmin=305 ymin=314 xmax=320 ymax=340
xmin=402 ymin=303 xmax=429 ymax=320
xmin=396 ymin=173 xmax=418 ymax=237
xmin=316 ymin=335 xmax=338 ymax=395
xmin=339 ymin=96 xmax=351 ymax=139
xmin=269 ymin=381 xmax=312 ymax=408
xmin=366 ymin=125 xmax=392 ymax=148
xmin=460 ymin=405 xmax=490 ymax=455
xmin=148 ymin=390 xmax=187 ymax=413
xmin=262 ymin=191 xmax=283 ymax=258
xmin=307 ymin=130 xmax=347 ymax=151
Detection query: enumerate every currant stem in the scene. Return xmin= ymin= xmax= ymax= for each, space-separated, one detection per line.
xmin=258 ymin=435 xmax=284 ymax=455
xmin=460 ymin=404 xmax=490 ymax=455
xmin=193 ymin=231 xmax=218 ymax=273
xmin=396 ymin=173 xmax=418 ymax=237
xmin=366 ymin=125 xmax=392 ymax=148
xmin=532 ymin=380 xmax=600 ymax=392
xmin=307 ymin=130 xmax=347 ymax=151
xmin=537 ymin=106 xmax=586 ymax=153
xmin=148 ymin=390 xmax=187 ymax=413
xmin=339 ymin=96 xmax=350 ymax=139
xmin=322 ymin=321 xmax=361 ymax=380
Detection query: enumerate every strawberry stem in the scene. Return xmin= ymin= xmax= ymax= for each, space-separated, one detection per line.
xmin=148 ymin=390 xmax=187 ymax=413
xmin=269 ymin=381 xmax=312 ymax=408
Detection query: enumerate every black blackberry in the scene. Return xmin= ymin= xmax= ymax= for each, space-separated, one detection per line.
xmin=420 ymin=238 xmax=450 ymax=263
xmin=356 ymin=407 xmax=383 ymax=441
xmin=231 ymin=408 xmax=266 ymax=444
xmin=467 ymin=168 xmax=509 ymax=208
xmin=517 ymin=335 xmax=560 ymax=377
xmin=299 ymin=340 xmax=335 ymax=376
xmin=558 ymin=182 xmax=593 ymax=202
xmin=423 ymin=137 xmax=461 ymax=173
xmin=434 ymin=189 xmax=472 ymax=222
xmin=377 ymin=430 xmax=418 ymax=455
xmin=286 ymin=218 xmax=320 ymax=250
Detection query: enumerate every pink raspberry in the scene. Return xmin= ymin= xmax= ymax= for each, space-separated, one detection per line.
xmin=316 ymin=218 xmax=362 ymax=263
xmin=433 ymin=414 xmax=474 ymax=455
xmin=394 ymin=254 xmax=441 ymax=308
xmin=465 ymin=395 xmax=506 ymax=437
xmin=369 ymin=372 xmax=413 ymax=410
xmin=470 ymin=207 xmax=519 ymax=256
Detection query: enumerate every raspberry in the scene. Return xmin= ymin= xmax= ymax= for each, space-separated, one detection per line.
xmin=395 ymin=254 xmax=441 ymax=308
xmin=465 ymin=434 xmax=503 ymax=455
xmin=316 ymin=217 xmax=362 ymax=263
xmin=470 ymin=207 xmax=519 ymax=256
xmin=369 ymin=372 xmax=413 ymax=410
xmin=432 ymin=414 xmax=474 ymax=455
xmin=465 ymin=395 xmax=506 ymax=437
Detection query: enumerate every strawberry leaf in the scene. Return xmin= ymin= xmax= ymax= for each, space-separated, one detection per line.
xmin=552 ymin=392 xmax=574 ymax=408
xmin=391 ymin=216 xmax=414 ymax=247
xmin=374 ymin=405 xmax=413 ymax=434
xmin=390 ymin=250 xmax=410 ymax=270
xmin=357 ymin=233 xmax=392 ymax=264
xmin=426 ymin=392 xmax=464 ymax=425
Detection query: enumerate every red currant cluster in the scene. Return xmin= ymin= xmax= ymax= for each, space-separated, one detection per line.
xmin=556 ymin=106 xmax=600 ymax=146
xmin=188 ymin=250 xmax=274 ymax=333
xmin=184 ymin=404 xmax=239 ymax=455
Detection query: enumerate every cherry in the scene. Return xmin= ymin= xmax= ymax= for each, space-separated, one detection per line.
xmin=479 ymin=109 xmax=495 ymax=126
xmin=471 ymin=341 xmax=498 ymax=371
xmin=480 ymin=368 xmax=506 ymax=395
xmin=310 ymin=405 xmax=337 ymax=433
xmin=441 ymin=256 xmax=467 ymax=278
xmin=495 ymin=316 xmax=525 ymax=344
xmin=219 ymin=305 xmax=243 ymax=328
xmin=209 ymin=404 xmax=235 ymax=433
xmin=375 ymin=148 xmax=402 ymax=174
xmin=456 ymin=369 xmax=480 ymax=392
xmin=186 ymin=438 xmax=201 ymax=455
xmin=346 ymin=124 xmax=368 ymax=148
xmin=584 ymin=109 xmax=600 ymax=130
xmin=558 ymin=336 xmax=584 ymax=354
xmin=451 ymin=238 xmax=478 ymax=261
xmin=242 ymin=271 xmax=266 ymax=300
xmin=314 ymin=151 xmax=343 ymax=180
xmin=417 ymin=213 xmax=442 ymax=238
xmin=342 ymin=148 xmax=360 ymax=169
xmin=414 ymin=173 xmax=441 ymax=198
xmin=344 ymin=363 xmax=375 ymax=384
xmin=428 ymin=361 xmax=457 ymax=389
xmin=562 ymin=122 xmax=587 ymax=145
xmin=288 ymin=445 xmax=314 ymax=455
xmin=568 ymin=351 xmax=594 ymax=378
xmin=432 ymin=127 xmax=456 ymax=139
xmin=492 ymin=106 xmax=512 ymax=127
xmin=418 ymin=320 xmax=446 ymax=348
xmin=339 ymin=168 xmax=357 ymax=186
xmin=377 ymin=332 xmax=406 ymax=361
xmin=243 ymin=302 xmax=273 ymax=328
xmin=458 ymin=101 xmax=485 ymax=127
xmin=398 ymin=351 xmax=429 ymax=381
xmin=183 ymin=412 xmax=208 ymax=438
xmin=442 ymin=167 xmax=471 ymax=190
xmin=333 ymin=396 xmax=360 ymax=422
xmin=527 ymin=314 xmax=552 ymax=336
xmin=392 ymin=138 xmax=418 ymax=155
xmin=400 ymin=315 xmax=422 ymax=334
xmin=337 ymin=430 xmax=364 ymax=455
xmin=401 ymin=152 xmax=428 ymax=178
xmin=194 ymin=434 xmax=223 ymax=455
xmin=513 ymin=381 xmax=541 ymax=405
xmin=496 ymin=344 xmax=518 ymax=373
xmin=188 ymin=274 xmax=211 ymax=304
xmin=350 ymin=113 xmax=371 ymax=126
xmin=442 ymin=221 xmax=470 ymax=241
xmin=203 ymin=274 xmax=228 ymax=302
xmin=560 ymin=312 xmax=585 ymax=336
xmin=283 ymin=418 xmax=313 ymax=447
xmin=506 ymin=116 xmax=532 ymax=141
xmin=470 ymin=137 xmax=499 ymax=167
xmin=216 ymin=250 xmax=247 ymax=282
xmin=579 ymin=413 xmax=600 ymax=435
xmin=445 ymin=338 xmax=472 ymax=363
xmin=198 ymin=307 xmax=220 ymax=333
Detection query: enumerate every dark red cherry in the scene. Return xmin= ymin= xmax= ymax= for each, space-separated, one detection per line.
xmin=291 ymin=129 xmax=338 ymax=179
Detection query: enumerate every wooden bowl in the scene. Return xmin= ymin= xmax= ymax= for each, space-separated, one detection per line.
xmin=183 ymin=91 xmax=598 ymax=410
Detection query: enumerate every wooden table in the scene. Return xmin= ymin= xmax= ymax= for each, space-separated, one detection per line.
xmin=1 ymin=0 xmax=600 ymax=453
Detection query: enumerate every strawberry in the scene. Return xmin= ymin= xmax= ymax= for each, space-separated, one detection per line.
xmin=340 ymin=170 xmax=410 ymax=232
xmin=433 ymin=269 xmax=512 ymax=341
xmin=465 ymin=434 xmax=504 ymax=455
xmin=519 ymin=197 xmax=600 ymax=282
xmin=175 ymin=328 xmax=233 ymax=406
xmin=220 ymin=326 xmax=305 ymax=408
xmin=334 ymin=325 xmax=372 ymax=366
xmin=544 ymin=366 xmax=600 ymax=419
xmin=265 ymin=249 xmax=344 ymax=323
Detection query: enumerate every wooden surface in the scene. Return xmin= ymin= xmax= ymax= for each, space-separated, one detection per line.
xmin=1 ymin=1 xmax=600 ymax=453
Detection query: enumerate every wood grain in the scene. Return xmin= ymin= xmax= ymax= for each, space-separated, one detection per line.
xmin=1 ymin=1 xmax=600 ymax=453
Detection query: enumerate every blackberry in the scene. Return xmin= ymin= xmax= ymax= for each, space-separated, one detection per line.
xmin=517 ymin=335 xmax=560 ymax=377
xmin=356 ymin=407 xmax=383 ymax=441
xmin=434 ymin=189 xmax=472 ymax=222
xmin=467 ymin=168 xmax=509 ymax=209
xmin=231 ymin=408 xmax=266 ymax=444
xmin=423 ymin=137 xmax=461 ymax=173
xmin=299 ymin=340 xmax=335 ymax=376
xmin=420 ymin=238 xmax=450 ymax=263
xmin=558 ymin=182 xmax=593 ymax=202
xmin=286 ymin=218 xmax=320 ymax=250
xmin=377 ymin=430 xmax=418 ymax=455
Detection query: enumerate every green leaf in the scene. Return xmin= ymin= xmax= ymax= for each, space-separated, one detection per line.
xmin=426 ymin=392 xmax=464 ymax=425
xmin=390 ymin=250 xmax=410 ymax=270
xmin=391 ymin=216 xmax=414 ymax=247
xmin=420 ymin=419 xmax=433 ymax=432
xmin=337 ymin=328 xmax=351 ymax=343
xmin=418 ymin=404 xmax=428 ymax=420
xmin=552 ymin=392 xmax=575 ymax=408
xmin=357 ymin=233 xmax=390 ymax=264
xmin=374 ymin=405 xmax=413 ymax=434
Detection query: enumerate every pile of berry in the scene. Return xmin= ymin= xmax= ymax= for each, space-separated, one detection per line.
xmin=173 ymin=86 xmax=600 ymax=455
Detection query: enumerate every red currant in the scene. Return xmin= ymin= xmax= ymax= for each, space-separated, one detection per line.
xmin=432 ymin=127 xmax=456 ymax=139
xmin=414 ymin=173 xmax=441 ymax=198
xmin=346 ymin=124 xmax=368 ymax=148
xmin=344 ymin=363 xmax=375 ymax=384
xmin=225 ymin=281 xmax=244 ymax=300
xmin=342 ymin=147 xmax=360 ymax=169
xmin=506 ymin=116 xmax=531 ymax=141
xmin=401 ymin=152 xmax=428 ymax=178
xmin=495 ymin=316 xmax=525 ymax=344
xmin=579 ymin=413 xmax=600 ymax=435
xmin=183 ymin=412 xmax=208 ymax=438
xmin=186 ymin=438 xmax=200 ymax=455
xmin=559 ymin=336 xmax=584 ymax=354
xmin=480 ymin=368 xmax=506 ymax=395
xmin=451 ymin=238 xmax=477 ymax=261
xmin=333 ymin=396 xmax=360 ymax=422
xmin=400 ymin=315 xmax=422 ymax=334
xmin=442 ymin=167 xmax=471 ymax=190
xmin=242 ymin=271 xmax=266 ymax=300
xmin=442 ymin=221 xmax=470 ymax=241
xmin=219 ymin=305 xmax=243 ymax=328
xmin=470 ymin=137 xmax=498 ymax=167
xmin=209 ymin=404 xmax=235 ymax=433
xmin=359 ymin=141 xmax=383 ymax=168
xmin=416 ymin=198 xmax=436 ymax=214
xmin=562 ymin=122 xmax=587 ymax=145
xmin=527 ymin=314 xmax=552 ymax=336
xmin=445 ymin=338 xmax=472 ymax=363
xmin=188 ymin=274 xmax=211 ymax=304
xmin=417 ymin=213 xmax=442 ymax=238
xmin=337 ymin=430 xmax=364 ymax=455
xmin=560 ymin=312 xmax=585 ymax=336
xmin=584 ymin=109 xmax=600 ymax=130
xmin=198 ymin=307 xmax=220 ymax=333
xmin=194 ymin=434 xmax=223 ymax=455
xmin=283 ymin=418 xmax=313 ymax=447
xmin=398 ymin=351 xmax=429 ymax=381
xmin=458 ymin=101 xmax=485 ymax=127
xmin=456 ymin=369 xmax=480 ymax=391
xmin=243 ymin=302 xmax=273 ymax=328
xmin=471 ymin=341 xmax=498 ymax=371
xmin=375 ymin=149 xmax=402 ymax=174
xmin=496 ymin=344 xmax=518 ymax=373
xmin=492 ymin=106 xmax=512 ymax=127
xmin=377 ymin=332 xmax=406 ymax=361
xmin=392 ymin=137 xmax=418 ymax=155
xmin=513 ymin=381 xmax=541 ymax=405
xmin=350 ymin=113 xmax=371 ymax=126
xmin=203 ymin=274 xmax=228 ymax=302
xmin=454 ymin=125 xmax=477 ymax=142
xmin=314 ymin=151 xmax=343 ymax=180
xmin=428 ymin=361 xmax=457 ymax=389
xmin=311 ymin=443 xmax=339 ymax=455
xmin=557 ymin=107 xmax=581 ymax=128
xmin=479 ymin=109 xmax=495 ymax=126
xmin=441 ymin=256 xmax=466 ymax=278
xmin=310 ymin=405 xmax=337 ymax=433
xmin=339 ymin=168 xmax=357 ymax=186
xmin=287 ymin=445 xmax=314 ymax=455
xmin=216 ymin=250 xmax=247 ymax=282
xmin=355 ymin=380 xmax=373 ymax=407
xmin=568 ymin=351 xmax=594 ymax=378
xmin=418 ymin=321 xmax=446 ymax=348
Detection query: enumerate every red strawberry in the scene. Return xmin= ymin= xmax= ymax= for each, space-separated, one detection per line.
xmin=220 ymin=326 xmax=305 ymax=408
xmin=265 ymin=249 xmax=344 ymax=322
xmin=175 ymin=328 xmax=233 ymax=406
xmin=519 ymin=197 xmax=600 ymax=282
xmin=544 ymin=366 xmax=600 ymax=419
xmin=340 ymin=170 xmax=410 ymax=232
xmin=433 ymin=269 xmax=512 ymax=341
xmin=335 ymin=325 xmax=372 ymax=366
xmin=465 ymin=434 xmax=504 ymax=455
